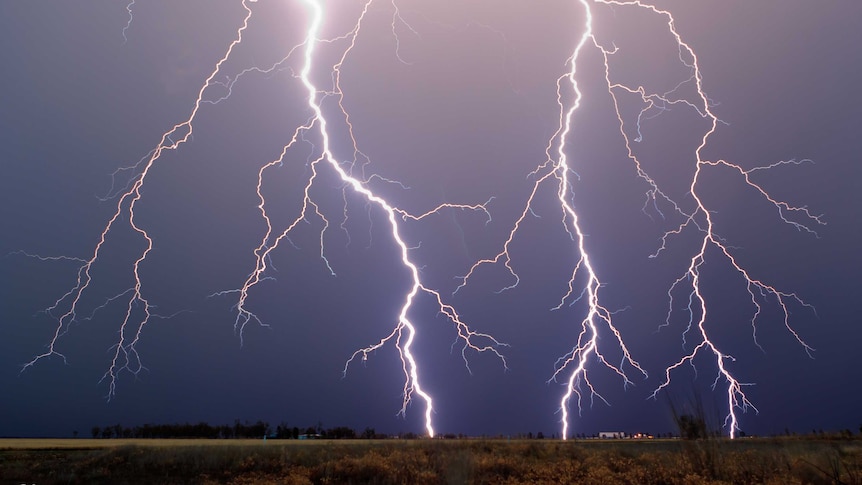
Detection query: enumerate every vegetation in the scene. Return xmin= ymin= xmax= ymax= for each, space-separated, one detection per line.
xmin=83 ymin=422 xmax=393 ymax=440
xmin=2 ymin=437 xmax=861 ymax=484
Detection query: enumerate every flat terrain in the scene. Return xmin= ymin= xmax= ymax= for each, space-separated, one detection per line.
xmin=0 ymin=438 xmax=312 ymax=449
xmin=1 ymin=437 xmax=860 ymax=484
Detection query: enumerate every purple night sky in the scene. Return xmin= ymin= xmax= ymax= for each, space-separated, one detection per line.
xmin=1 ymin=1 xmax=860 ymax=438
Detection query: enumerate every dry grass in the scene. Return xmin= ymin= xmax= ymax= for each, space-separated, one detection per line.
xmin=1 ymin=437 xmax=859 ymax=484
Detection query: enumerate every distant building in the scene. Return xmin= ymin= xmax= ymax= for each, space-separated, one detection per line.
xmin=598 ymin=431 xmax=626 ymax=439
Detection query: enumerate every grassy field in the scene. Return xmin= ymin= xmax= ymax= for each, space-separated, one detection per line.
xmin=1 ymin=437 xmax=860 ymax=484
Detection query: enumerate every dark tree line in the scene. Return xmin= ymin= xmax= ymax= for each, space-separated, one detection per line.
xmin=88 ymin=421 xmax=389 ymax=440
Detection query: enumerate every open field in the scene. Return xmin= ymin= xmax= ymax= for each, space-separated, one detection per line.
xmin=2 ymin=437 xmax=860 ymax=484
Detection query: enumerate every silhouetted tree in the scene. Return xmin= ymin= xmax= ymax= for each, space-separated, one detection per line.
xmin=666 ymin=389 xmax=719 ymax=440
xmin=677 ymin=414 xmax=708 ymax=440
xmin=323 ymin=426 xmax=356 ymax=439
xmin=275 ymin=423 xmax=292 ymax=439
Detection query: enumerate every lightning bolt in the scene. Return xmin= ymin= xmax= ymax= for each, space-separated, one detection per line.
xmin=21 ymin=0 xmax=821 ymax=440
xmin=23 ymin=0 xmax=506 ymax=437
xmin=456 ymin=0 xmax=649 ymax=441
xmin=590 ymin=0 xmax=821 ymax=438
xmin=238 ymin=0 xmax=507 ymax=438
xmin=456 ymin=0 xmax=819 ymax=440
xmin=122 ymin=0 xmax=135 ymax=44
xmin=21 ymin=0 xmax=257 ymax=399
